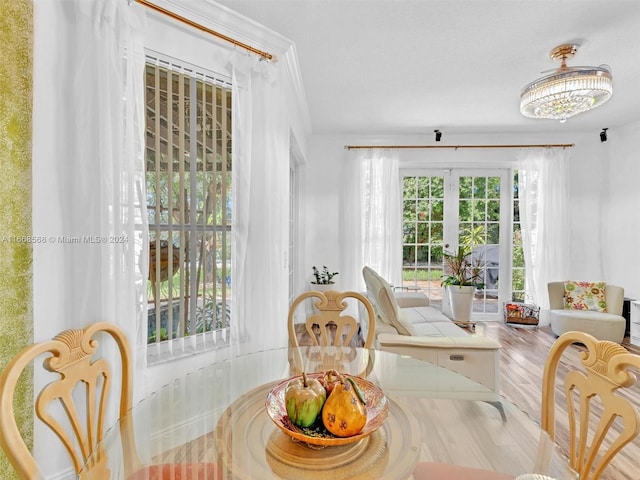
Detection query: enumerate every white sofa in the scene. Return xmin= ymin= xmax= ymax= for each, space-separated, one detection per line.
xmin=362 ymin=266 xmax=502 ymax=399
xmin=548 ymin=281 xmax=626 ymax=343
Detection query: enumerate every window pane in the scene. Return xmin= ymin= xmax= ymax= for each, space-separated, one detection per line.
xmin=145 ymin=60 xmax=232 ymax=346
xmin=403 ymin=223 xmax=416 ymax=243
xmin=416 ymin=177 xmax=430 ymax=198
xmin=403 ymin=177 xmax=416 ymax=198
xmin=473 ymin=177 xmax=487 ymax=197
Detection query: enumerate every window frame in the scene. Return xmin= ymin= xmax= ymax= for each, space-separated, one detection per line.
xmin=144 ymin=52 xmax=233 ymax=363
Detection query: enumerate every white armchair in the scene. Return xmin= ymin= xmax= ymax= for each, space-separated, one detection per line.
xmin=548 ymin=281 xmax=626 ymax=343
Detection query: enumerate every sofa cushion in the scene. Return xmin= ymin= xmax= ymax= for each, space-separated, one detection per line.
xmin=550 ymin=309 xmax=626 ymax=343
xmin=395 ymin=306 xmax=459 ymax=336
xmin=551 ymin=309 xmax=623 ymax=325
xmin=401 ymin=306 xmax=452 ymax=324
xmin=564 ymin=280 xmax=607 ymax=312
xmin=411 ymin=321 xmax=470 ymax=338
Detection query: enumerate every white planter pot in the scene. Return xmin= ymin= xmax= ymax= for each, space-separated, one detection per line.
xmin=309 ymin=282 xmax=336 ymax=293
xmin=447 ymin=285 xmax=475 ymax=322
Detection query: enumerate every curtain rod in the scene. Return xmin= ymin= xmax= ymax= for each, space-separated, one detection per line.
xmin=134 ymin=0 xmax=275 ymax=61
xmin=345 ymin=144 xmax=574 ymax=150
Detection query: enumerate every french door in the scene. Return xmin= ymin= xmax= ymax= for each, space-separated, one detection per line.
xmin=402 ymin=169 xmax=513 ymax=320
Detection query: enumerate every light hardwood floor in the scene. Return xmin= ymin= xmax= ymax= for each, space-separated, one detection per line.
xmin=474 ymin=322 xmax=640 ymax=480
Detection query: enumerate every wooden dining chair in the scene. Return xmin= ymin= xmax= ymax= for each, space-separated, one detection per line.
xmin=287 ymin=289 xmax=376 ymax=348
xmin=0 ymin=321 xmax=138 ymax=479
xmin=413 ymin=330 xmax=640 ymax=480
xmin=0 ymin=321 xmax=219 ymax=480
xmin=534 ymin=330 xmax=640 ymax=480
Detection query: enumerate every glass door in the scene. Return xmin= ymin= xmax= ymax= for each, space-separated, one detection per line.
xmin=402 ymin=169 xmax=512 ymax=320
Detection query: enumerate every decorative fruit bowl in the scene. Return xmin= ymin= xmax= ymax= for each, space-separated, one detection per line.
xmin=265 ymin=372 xmax=389 ymax=446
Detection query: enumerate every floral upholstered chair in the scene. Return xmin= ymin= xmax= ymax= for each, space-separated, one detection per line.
xmin=548 ymin=281 xmax=626 ymax=343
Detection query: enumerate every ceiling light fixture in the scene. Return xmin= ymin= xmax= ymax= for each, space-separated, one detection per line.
xmin=520 ymin=44 xmax=613 ymax=123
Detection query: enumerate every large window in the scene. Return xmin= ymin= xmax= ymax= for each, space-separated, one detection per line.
xmin=144 ymin=56 xmax=232 ymax=346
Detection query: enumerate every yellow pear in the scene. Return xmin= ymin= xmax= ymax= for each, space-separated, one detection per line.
xmin=321 ymin=374 xmax=367 ymax=437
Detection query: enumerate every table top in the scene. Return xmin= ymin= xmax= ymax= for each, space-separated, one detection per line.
xmin=83 ymin=347 xmax=570 ymax=480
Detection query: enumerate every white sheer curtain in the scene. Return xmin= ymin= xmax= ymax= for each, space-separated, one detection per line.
xmin=32 ymin=2 xmax=147 ymax=473
xmin=341 ymin=148 xmax=402 ymax=291
xmin=34 ymin=0 xmax=147 ymax=389
xmin=517 ymin=148 xmax=571 ymax=314
xmin=229 ymin=52 xmax=289 ymax=355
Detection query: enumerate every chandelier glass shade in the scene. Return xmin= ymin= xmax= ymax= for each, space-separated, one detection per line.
xmin=520 ymin=44 xmax=613 ymax=121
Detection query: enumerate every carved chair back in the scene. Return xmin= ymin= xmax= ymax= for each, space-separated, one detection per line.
xmin=539 ymin=331 xmax=640 ymax=480
xmin=287 ymin=290 xmax=376 ymax=349
xmin=0 ymin=322 xmax=137 ymax=480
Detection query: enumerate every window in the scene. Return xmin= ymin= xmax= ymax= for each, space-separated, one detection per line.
xmin=144 ymin=56 xmax=232 ymax=347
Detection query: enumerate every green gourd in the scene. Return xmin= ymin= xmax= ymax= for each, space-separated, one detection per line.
xmin=284 ymin=372 xmax=326 ymax=427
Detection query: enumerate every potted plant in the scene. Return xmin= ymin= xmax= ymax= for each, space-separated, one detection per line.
xmin=310 ymin=265 xmax=339 ymax=291
xmin=441 ymin=245 xmax=484 ymax=323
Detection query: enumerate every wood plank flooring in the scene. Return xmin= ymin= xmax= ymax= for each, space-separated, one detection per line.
xmin=474 ymin=322 xmax=640 ymax=480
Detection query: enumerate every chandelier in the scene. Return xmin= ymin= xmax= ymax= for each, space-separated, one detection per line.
xmin=520 ymin=44 xmax=613 ymax=122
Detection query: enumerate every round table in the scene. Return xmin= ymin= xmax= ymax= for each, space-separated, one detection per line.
xmin=82 ymin=346 xmax=570 ymax=479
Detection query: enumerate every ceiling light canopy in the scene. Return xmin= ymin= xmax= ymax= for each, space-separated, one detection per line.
xmin=520 ymin=44 xmax=613 ymax=122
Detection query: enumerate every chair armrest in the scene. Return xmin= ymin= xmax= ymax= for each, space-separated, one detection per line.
xmin=377 ymin=333 xmax=501 ymax=350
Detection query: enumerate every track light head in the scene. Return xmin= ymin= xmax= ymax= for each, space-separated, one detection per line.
xmin=600 ymin=128 xmax=608 ymax=142
xmin=434 ymin=129 xmax=442 ymax=142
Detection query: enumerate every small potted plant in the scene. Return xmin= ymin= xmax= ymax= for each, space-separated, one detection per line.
xmin=310 ymin=265 xmax=339 ymax=291
xmin=309 ymin=266 xmax=339 ymax=316
xmin=441 ymin=245 xmax=484 ymax=323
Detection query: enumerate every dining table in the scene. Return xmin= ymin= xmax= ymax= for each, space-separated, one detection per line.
xmin=82 ymin=346 xmax=572 ymax=479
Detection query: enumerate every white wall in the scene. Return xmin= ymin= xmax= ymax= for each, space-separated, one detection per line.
xmin=302 ymin=129 xmax=640 ymax=302
xmin=601 ymin=121 xmax=640 ymax=300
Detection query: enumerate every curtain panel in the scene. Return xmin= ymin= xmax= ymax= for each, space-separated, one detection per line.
xmin=34 ymin=0 xmax=148 ymax=376
xmin=517 ymin=148 xmax=571 ymax=313
xmin=341 ymin=149 xmax=402 ymax=292
xmin=229 ymin=52 xmax=290 ymax=355
xmin=32 ymin=0 xmax=147 ymax=473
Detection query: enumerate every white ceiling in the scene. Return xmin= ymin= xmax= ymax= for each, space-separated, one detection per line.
xmin=216 ymin=0 xmax=640 ymax=136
